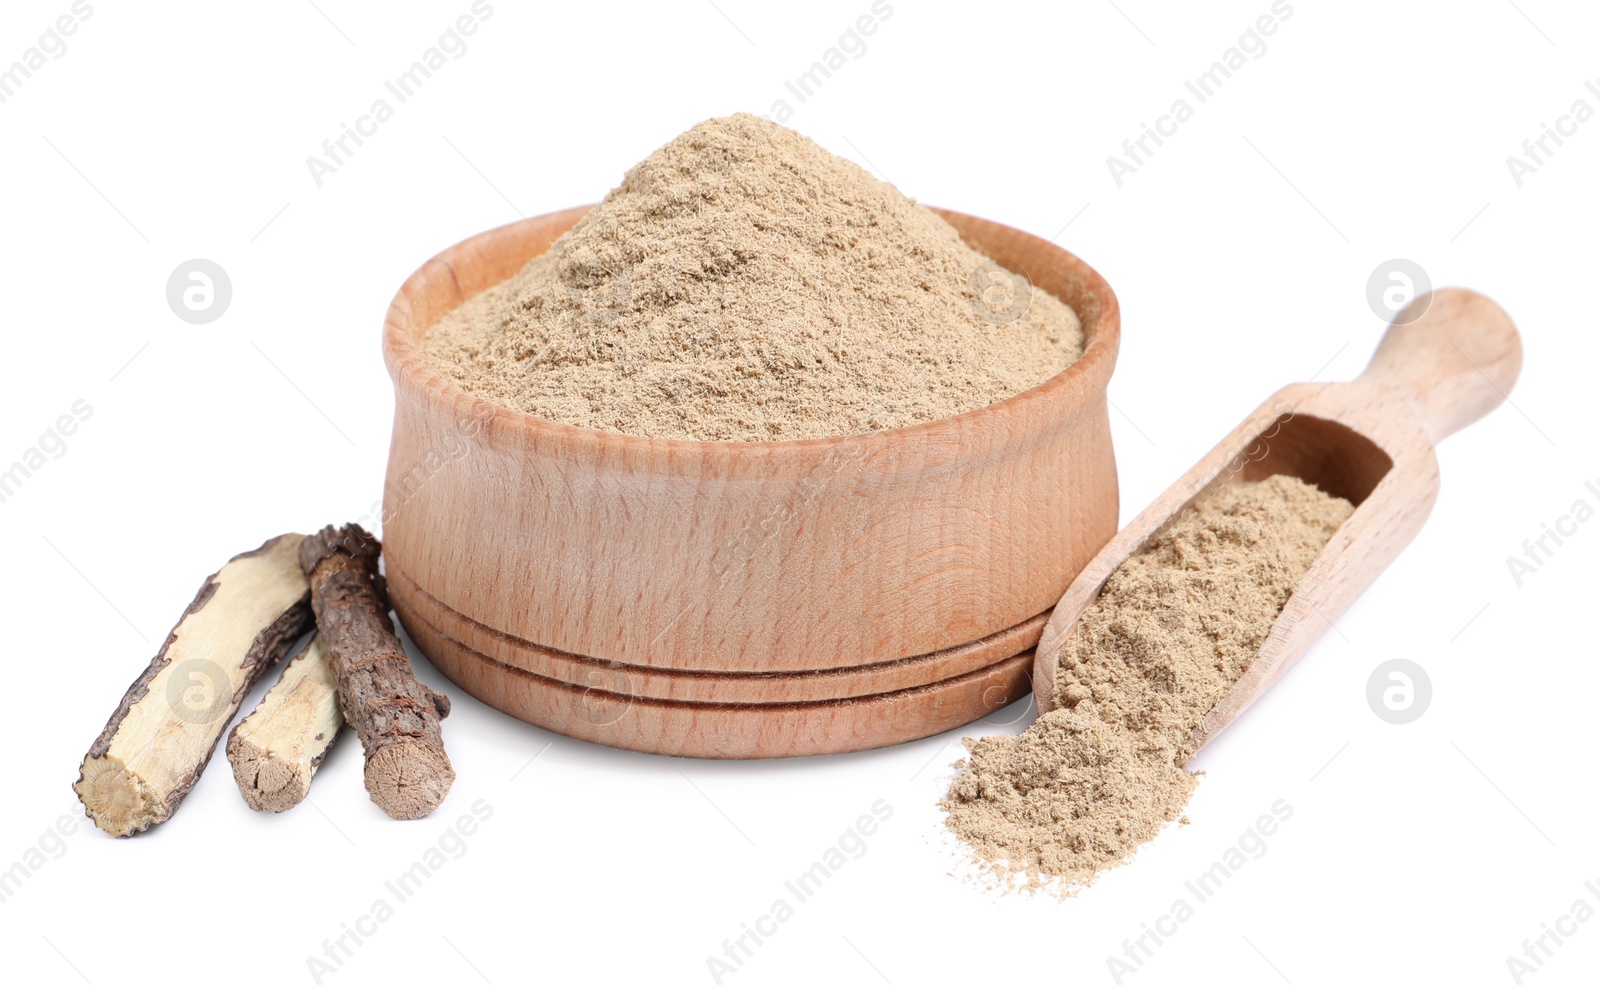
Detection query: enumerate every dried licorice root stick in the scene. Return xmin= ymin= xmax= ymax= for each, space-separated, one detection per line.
xmin=74 ymin=534 xmax=314 ymax=836
xmin=301 ymin=524 xmax=454 ymax=820
xmin=226 ymin=634 xmax=344 ymax=813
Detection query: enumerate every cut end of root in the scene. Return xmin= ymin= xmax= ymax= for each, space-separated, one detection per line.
xmin=365 ymin=739 xmax=455 ymax=820
xmin=227 ymin=736 xmax=311 ymax=813
xmin=74 ymin=756 xmax=165 ymax=837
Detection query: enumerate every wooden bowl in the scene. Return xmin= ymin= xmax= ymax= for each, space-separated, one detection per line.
xmin=381 ymin=206 xmax=1120 ymax=756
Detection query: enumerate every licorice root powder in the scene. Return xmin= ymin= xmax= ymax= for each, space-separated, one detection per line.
xmin=421 ymin=114 xmax=1084 ymax=441
xmin=943 ymin=475 xmax=1354 ymax=892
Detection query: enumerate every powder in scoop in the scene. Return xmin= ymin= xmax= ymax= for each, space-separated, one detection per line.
xmin=943 ymin=474 xmax=1354 ymax=891
xmin=422 ymin=113 xmax=1084 ymax=441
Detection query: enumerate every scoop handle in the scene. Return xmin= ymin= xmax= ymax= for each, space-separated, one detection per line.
xmin=1355 ymin=288 xmax=1523 ymax=442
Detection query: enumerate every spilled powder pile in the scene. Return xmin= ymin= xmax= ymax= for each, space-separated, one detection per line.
xmin=422 ymin=113 xmax=1084 ymax=441
xmin=943 ymin=475 xmax=1354 ymax=891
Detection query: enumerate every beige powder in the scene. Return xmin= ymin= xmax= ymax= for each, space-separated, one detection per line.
xmin=422 ymin=114 xmax=1084 ymax=441
xmin=943 ymin=474 xmax=1354 ymax=892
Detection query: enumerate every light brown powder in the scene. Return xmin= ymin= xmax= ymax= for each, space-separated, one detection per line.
xmin=421 ymin=113 xmax=1084 ymax=441
xmin=943 ymin=474 xmax=1354 ymax=892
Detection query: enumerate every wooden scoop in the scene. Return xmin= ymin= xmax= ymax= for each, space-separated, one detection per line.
xmin=1031 ymin=288 xmax=1522 ymax=749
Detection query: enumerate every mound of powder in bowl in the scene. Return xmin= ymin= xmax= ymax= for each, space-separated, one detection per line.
xmin=420 ymin=113 xmax=1084 ymax=442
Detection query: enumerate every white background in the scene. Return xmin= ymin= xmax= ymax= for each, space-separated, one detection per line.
xmin=1 ymin=1 xmax=1596 ymax=983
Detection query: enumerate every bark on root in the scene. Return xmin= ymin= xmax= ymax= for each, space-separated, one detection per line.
xmin=301 ymin=524 xmax=454 ymax=820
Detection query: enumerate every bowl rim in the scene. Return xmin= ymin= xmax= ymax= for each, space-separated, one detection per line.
xmin=383 ymin=205 xmax=1121 ymax=459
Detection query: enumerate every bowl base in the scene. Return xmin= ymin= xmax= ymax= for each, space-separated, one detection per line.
xmin=391 ymin=575 xmax=1039 ymax=758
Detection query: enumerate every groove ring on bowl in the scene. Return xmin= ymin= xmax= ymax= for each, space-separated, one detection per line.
xmin=398 ymin=605 xmax=1036 ymax=759
xmin=390 ymin=566 xmax=1047 ymax=704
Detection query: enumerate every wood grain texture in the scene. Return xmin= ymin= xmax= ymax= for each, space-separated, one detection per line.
xmin=388 ymin=566 xmax=1046 ymax=704
xmin=1033 ymin=289 xmax=1521 ymax=751
xmin=226 ymin=635 xmax=343 ymax=813
xmin=398 ymin=605 xmax=1034 ymax=759
xmin=74 ymin=534 xmax=313 ymax=836
xmin=380 ymin=206 xmax=1121 ymax=677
